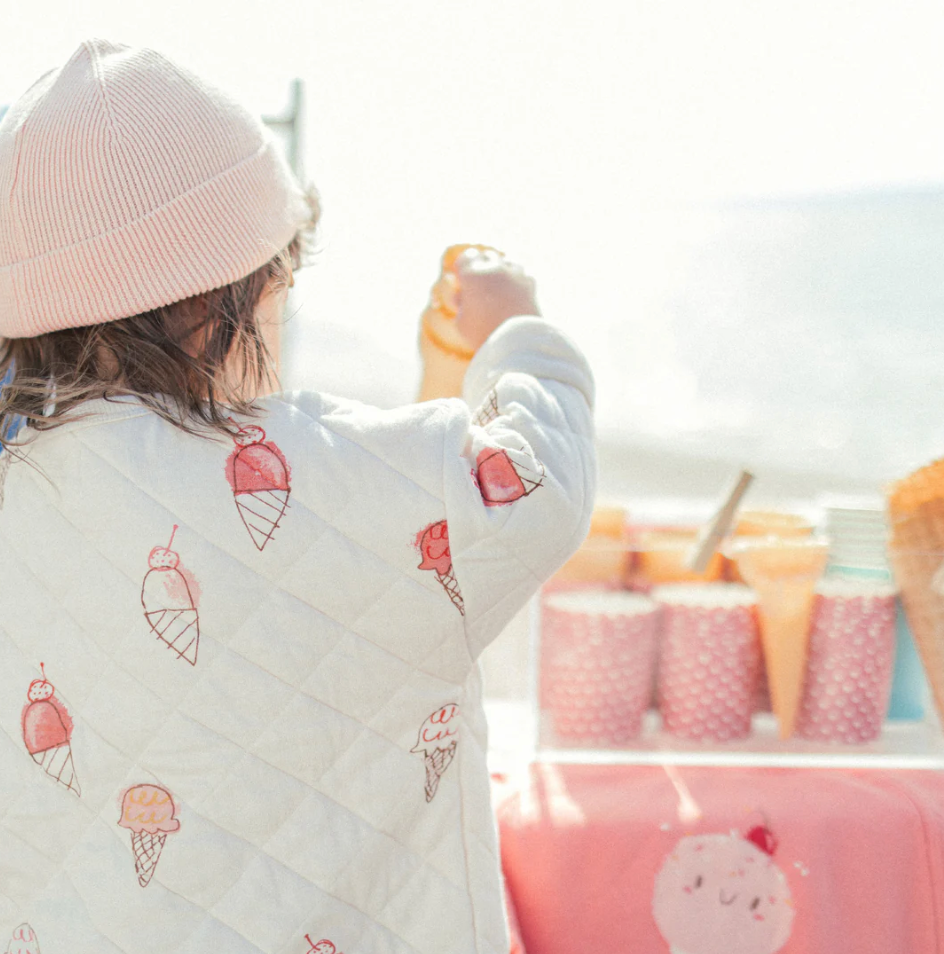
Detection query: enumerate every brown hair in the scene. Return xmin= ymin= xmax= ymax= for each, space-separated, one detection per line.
xmin=0 ymin=188 xmax=320 ymax=448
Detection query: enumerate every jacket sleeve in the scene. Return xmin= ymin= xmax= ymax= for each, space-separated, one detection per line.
xmin=440 ymin=316 xmax=596 ymax=660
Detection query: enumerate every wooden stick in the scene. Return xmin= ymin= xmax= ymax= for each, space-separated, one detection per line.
xmin=686 ymin=469 xmax=755 ymax=573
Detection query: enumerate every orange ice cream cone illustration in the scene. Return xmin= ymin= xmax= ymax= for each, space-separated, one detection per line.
xmin=225 ymin=423 xmax=291 ymax=551
xmin=21 ymin=663 xmax=80 ymax=796
xmin=730 ymin=537 xmax=829 ymax=738
xmin=141 ymin=525 xmax=200 ymax=665
xmin=118 ymin=783 xmax=181 ymax=887
xmin=417 ymin=520 xmax=464 ymax=615
xmin=6 ymin=923 xmax=40 ymax=954
xmin=411 ymin=704 xmax=460 ymax=801
xmin=418 ymin=244 xmax=503 ymax=402
xmin=887 ymin=459 xmax=944 ymax=725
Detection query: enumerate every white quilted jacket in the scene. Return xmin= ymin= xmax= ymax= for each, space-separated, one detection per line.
xmin=0 ymin=316 xmax=595 ymax=954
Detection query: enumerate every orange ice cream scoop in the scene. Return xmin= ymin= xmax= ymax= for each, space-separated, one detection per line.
xmin=730 ymin=536 xmax=829 ymax=739
xmin=418 ymin=243 xmax=504 ymax=401
xmin=118 ymin=784 xmax=181 ymax=834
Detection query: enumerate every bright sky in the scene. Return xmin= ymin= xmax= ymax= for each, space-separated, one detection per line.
xmin=5 ymin=1 xmax=944 ymax=482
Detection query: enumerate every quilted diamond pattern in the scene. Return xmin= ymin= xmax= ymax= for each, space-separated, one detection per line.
xmin=0 ymin=318 xmax=595 ymax=953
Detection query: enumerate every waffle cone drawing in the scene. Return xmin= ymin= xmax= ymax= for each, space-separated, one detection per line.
xmin=118 ymin=783 xmax=180 ymax=888
xmin=424 ymin=741 xmax=458 ymax=801
xmin=131 ymin=830 xmax=167 ymax=887
xmin=731 ymin=538 xmax=829 ymax=739
xmin=418 ymin=244 xmax=502 ymax=401
xmin=412 ymin=704 xmax=460 ymax=802
xmin=31 ymin=742 xmax=80 ymax=795
xmin=435 ymin=567 xmax=465 ymax=615
xmin=235 ymin=489 xmax=290 ymax=549
xmin=887 ymin=459 xmax=944 ymax=725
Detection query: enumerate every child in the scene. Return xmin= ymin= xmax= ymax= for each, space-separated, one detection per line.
xmin=0 ymin=39 xmax=595 ymax=954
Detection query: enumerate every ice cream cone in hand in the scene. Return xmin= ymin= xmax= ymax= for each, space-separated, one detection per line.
xmin=417 ymin=244 xmax=501 ymax=401
xmin=730 ymin=537 xmax=829 ymax=738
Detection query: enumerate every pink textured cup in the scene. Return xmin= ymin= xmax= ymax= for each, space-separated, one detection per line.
xmin=539 ymin=590 xmax=660 ymax=747
xmin=653 ymin=584 xmax=761 ymax=742
xmin=796 ymin=577 xmax=897 ymax=743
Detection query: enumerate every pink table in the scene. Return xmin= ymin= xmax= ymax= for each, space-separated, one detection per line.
xmin=494 ymin=763 xmax=944 ymax=954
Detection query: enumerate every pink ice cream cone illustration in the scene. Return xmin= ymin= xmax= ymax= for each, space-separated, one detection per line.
xmin=475 ymin=447 xmax=544 ymax=507
xmin=411 ymin=703 xmax=460 ymax=801
xmin=6 ymin=922 xmax=40 ymax=954
xmin=141 ymin=525 xmax=200 ymax=665
xmin=21 ymin=663 xmax=80 ymax=797
xmin=653 ymin=825 xmax=795 ymax=954
xmin=417 ymin=521 xmax=464 ymax=614
xmin=118 ymin=783 xmax=181 ymax=887
xmin=225 ymin=423 xmax=291 ymax=551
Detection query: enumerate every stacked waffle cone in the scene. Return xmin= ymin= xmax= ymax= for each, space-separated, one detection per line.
xmin=887 ymin=458 xmax=944 ymax=726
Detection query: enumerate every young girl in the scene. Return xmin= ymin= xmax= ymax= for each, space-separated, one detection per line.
xmin=0 ymin=39 xmax=595 ymax=954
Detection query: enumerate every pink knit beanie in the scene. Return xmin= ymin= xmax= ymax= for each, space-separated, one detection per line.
xmin=0 ymin=39 xmax=312 ymax=339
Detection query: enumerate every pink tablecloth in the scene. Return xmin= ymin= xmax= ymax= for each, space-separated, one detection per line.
xmin=494 ymin=763 xmax=944 ymax=954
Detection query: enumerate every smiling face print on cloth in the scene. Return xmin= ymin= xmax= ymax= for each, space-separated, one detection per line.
xmin=652 ymin=826 xmax=794 ymax=954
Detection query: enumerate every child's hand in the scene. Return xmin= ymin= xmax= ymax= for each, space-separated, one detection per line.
xmin=454 ymin=248 xmax=541 ymax=351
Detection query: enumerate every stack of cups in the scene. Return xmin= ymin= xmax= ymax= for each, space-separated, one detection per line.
xmin=795 ymin=576 xmax=898 ymax=743
xmin=652 ymin=584 xmax=761 ymax=742
xmin=539 ymin=590 xmax=660 ymax=747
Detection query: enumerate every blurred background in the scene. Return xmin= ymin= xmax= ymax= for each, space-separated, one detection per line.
xmin=5 ymin=0 xmax=944 ymax=509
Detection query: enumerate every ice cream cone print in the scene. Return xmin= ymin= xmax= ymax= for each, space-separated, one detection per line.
xmin=225 ymin=423 xmax=291 ymax=551
xmin=5 ymin=923 xmax=40 ymax=954
xmin=411 ymin=704 xmax=460 ymax=802
xmin=416 ymin=521 xmax=464 ymax=614
xmin=472 ymin=388 xmax=501 ymax=427
xmin=118 ymin=783 xmax=180 ymax=887
xmin=141 ymin=526 xmax=200 ymax=665
xmin=21 ymin=663 xmax=80 ymax=796
xmin=475 ymin=447 xmax=544 ymax=507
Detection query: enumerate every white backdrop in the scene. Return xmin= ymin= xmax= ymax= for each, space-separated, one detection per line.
xmin=5 ymin=1 xmax=944 ymax=498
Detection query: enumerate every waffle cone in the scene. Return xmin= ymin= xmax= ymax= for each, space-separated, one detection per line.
xmin=436 ymin=567 xmax=465 ymax=615
xmin=236 ymin=488 xmax=290 ymax=551
xmin=32 ymin=741 xmax=80 ymax=796
xmin=887 ymin=495 xmax=944 ymax=725
xmin=424 ymin=742 xmax=457 ymax=802
xmin=733 ymin=542 xmax=828 ymax=739
xmin=145 ymin=608 xmax=199 ymax=665
xmin=131 ymin=830 xmax=167 ymax=887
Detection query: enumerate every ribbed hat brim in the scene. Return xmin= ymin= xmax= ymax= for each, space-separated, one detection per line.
xmin=0 ymin=139 xmax=309 ymax=338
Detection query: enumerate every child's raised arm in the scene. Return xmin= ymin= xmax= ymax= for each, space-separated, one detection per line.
xmin=441 ymin=255 xmax=596 ymax=659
